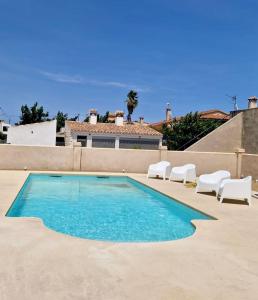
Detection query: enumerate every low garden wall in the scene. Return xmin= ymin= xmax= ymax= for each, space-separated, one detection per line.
xmin=0 ymin=144 xmax=243 ymax=177
xmin=166 ymin=151 xmax=238 ymax=177
xmin=80 ymin=148 xmax=160 ymax=173
xmin=80 ymin=148 xmax=238 ymax=176
xmin=0 ymin=144 xmax=74 ymax=171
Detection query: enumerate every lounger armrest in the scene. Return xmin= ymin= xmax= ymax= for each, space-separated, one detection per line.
xmin=220 ymin=178 xmax=248 ymax=188
xmin=148 ymin=163 xmax=155 ymax=168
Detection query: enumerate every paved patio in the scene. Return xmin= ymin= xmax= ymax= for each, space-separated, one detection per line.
xmin=0 ymin=170 xmax=258 ymax=300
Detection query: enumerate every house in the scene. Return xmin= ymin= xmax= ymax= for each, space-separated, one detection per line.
xmin=65 ymin=110 xmax=162 ymax=150
xmin=198 ymin=109 xmax=230 ymax=120
xmin=7 ymin=120 xmax=57 ymax=146
xmin=150 ymin=104 xmax=230 ymax=132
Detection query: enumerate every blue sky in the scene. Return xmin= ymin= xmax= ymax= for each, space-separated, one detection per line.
xmin=0 ymin=0 xmax=257 ymax=123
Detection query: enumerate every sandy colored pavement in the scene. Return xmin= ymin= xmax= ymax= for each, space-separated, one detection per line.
xmin=0 ymin=170 xmax=258 ymax=300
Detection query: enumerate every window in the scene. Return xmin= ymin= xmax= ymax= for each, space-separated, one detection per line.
xmin=56 ymin=137 xmax=65 ymax=146
xmin=92 ymin=137 xmax=115 ymax=148
xmin=3 ymin=126 xmax=8 ymax=132
xmin=77 ymin=135 xmax=87 ymax=147
xmin=119 ymin=138 xmax=159 ymax=150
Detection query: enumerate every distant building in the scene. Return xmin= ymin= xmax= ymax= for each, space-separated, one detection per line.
xmin=150 ymin=105 xmax=230 ymax=132
xmin=65 ymin=110 xmax=162 ymax=150
xmin=7 ymin=120 xmax=57 ymax=146
xmin=198 ymin=109 xmax=230 ymax=120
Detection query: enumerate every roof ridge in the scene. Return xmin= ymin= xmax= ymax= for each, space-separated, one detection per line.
xmin=200 ymin=109 xmax=229 ymax=115
xmin=66 ymin=121 xmax=162 ymax=136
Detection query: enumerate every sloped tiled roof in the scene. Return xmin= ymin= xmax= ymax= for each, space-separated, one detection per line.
xmin=199 ymin=110 xmax=230 ymax=120
xmin=66 ymin=121 xmax=162 ymax=136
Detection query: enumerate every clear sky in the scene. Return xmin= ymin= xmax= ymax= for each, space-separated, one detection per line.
xmin=0 ymin=0 xmax=257 ymax=123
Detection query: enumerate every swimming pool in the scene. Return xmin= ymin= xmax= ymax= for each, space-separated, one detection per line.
xmin=7 ymin=174 xmax=212 ymax=242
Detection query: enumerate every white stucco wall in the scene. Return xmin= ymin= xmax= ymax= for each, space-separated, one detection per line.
xmin=7 ymin=120 xmax=57 ymax=146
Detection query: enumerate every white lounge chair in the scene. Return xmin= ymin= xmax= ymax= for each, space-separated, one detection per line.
xmin=255 ymin=180 xmax=258 ymax=198
xmin=147 ymin=161 xmax=172 ymax=180
xmin=218 ymin=176 xmax=252 ymax=205
xmin=169 ymin=164 xmax=196 ymax=184
xmin=196 ymin=170 xmax=231 ymax=196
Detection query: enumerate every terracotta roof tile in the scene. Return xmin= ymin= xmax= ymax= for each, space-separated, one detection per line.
xmin=66 ymin=121 xmax=162 ymax=136
xmin=199 ymin=110 xmax=230 ymax=120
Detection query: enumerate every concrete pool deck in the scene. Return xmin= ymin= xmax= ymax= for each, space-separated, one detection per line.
xmin=0 ymin=170 xmax=258 ymax=300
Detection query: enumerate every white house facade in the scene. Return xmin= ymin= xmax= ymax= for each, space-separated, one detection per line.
xmin=7 ymin=120 xmax=57 ymax=146
xmin=65 ymin=111 xmax=162 ymax=150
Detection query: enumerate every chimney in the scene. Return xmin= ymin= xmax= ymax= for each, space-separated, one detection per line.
xmin=248 ymin=96 xmax=258 ymax=109
xmin=139 ymin=116 xmax=144 ymax=125
xmin=115 ymin=111 xmax=124 ymax=126
xmin=166 ymin=103 xmax=172 ymax=122
xmin=89 ymin=109 xmax=97 ymax=125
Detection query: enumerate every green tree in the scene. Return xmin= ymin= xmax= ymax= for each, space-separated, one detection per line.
xmin=98 ymin=111 xmax=109 ymax=123
xmin=162 ymin=112 xmax=224 ymax=150
xmin=19 ymin=102 xmax=49 ymax=125
xmin=125 ymin=90 xmax=138 ymax=123
xmin=54 ymin=111 xmax=80 ymax=132
xmin=55 ymin=111 xmax=68 ymax=132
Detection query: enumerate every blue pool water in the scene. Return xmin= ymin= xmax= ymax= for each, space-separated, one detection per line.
xmin=7 ymin=174 xmax=212 ymax=242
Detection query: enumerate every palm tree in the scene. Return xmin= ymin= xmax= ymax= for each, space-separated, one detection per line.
xmin=125 ymin=90 xmax=138 ymax=123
